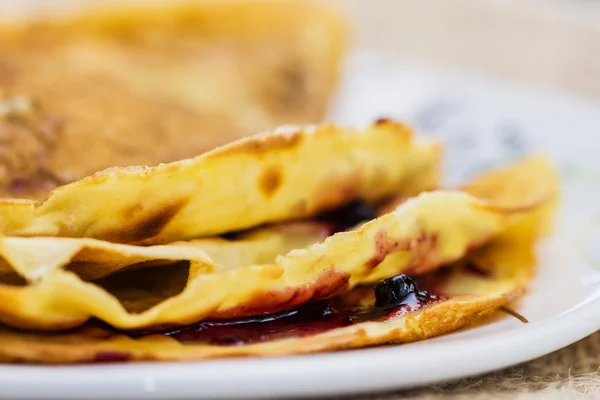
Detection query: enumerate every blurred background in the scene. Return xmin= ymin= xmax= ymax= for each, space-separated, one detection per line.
xmin=337 ymin=0 xmax=600 ymax=102
xmin=3 ymin=0 xmax=599 ymax=101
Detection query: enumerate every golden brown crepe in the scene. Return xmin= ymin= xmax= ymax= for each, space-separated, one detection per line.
xmin=0 ymin=156 xmax=557 ymax=332
xmin=0 ymin=222 xmax=330 ymax=282
xmin=0 ymin=0 xmax=346 ymax=198
xmin=0 ymin=120 xmax=441 ymax=244
xmin=0 ymin=217 xmax=539 ymax=364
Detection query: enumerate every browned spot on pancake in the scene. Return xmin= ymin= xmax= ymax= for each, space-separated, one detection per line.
xmin=101 ymin=198 xmax=189 ymax=243
xmin=259 ymin=165 xmax=282 ymax=197
xmin=373 ymin=118 xmax=410 ymax=131
xmin=374 ymin=117 xmax=393 ymax=125
xmin=223 ymin=128 xmax=304 ymax=155
xmin=372 ymin=118 xmax=412 ymax=139
xmin=209 ymin=270 xmax=350 ymax=320
xmin=0 ymin=273 xmax=26 ymax=286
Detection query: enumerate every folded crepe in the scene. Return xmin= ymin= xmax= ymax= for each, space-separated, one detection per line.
xmin=0 ymin=120 xmax=440 ymax=243
xmin=0 ymin=154 xmax=557 ymax=336
xmin=0 ymin=0 xmax=345 ymax=198
xmin=0 ymin=193 xmax=547 ymax=363
xmin=0 ymin=118 xmax=558 ymax=363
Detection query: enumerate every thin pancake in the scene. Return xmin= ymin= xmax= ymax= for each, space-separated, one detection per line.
xmin=0 ymin=222 xmax=331 ymax=282
xmin=0 ymin=156 xmax=557 ymax=330
xmin=0 ymin=217 xmax=538 ymax=363
xmin=0 ymin=0 xmax=346 ymax=198
xmin=0 ymin=120 xmax=441 ymax=244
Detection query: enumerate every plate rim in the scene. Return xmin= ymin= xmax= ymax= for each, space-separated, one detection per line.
xmin=1 ymin=296 xmax=600 ymax=400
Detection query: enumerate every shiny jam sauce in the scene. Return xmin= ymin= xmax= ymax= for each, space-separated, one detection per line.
xmin=135 ymin=274 xmax=443 ymax=346
xmin=143 ymin=201 xmax=442 ymax=346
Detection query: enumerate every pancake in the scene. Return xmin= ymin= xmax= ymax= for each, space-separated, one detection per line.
xmin=0 ymin=222 xmax=331 ymax=282
xmin=0 ymin=120 xmax=441 ymax=244
xmin=0 ymin=0 xmax=345 ymax=198
xmin=0 ymin=156 xmax=557 ymax=331
xmin=0 ymin=218 xmax=538 ymax=363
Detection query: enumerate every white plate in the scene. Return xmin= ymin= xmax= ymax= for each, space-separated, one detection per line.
xmin=2 ymin=54 xmax=600 ymax=400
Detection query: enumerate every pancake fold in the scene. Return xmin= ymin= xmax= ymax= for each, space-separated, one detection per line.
xmin=0 ymin=115 xmax=559 ymax=363
xmin=0 ymin=213 xmax=541 ymax=363
xmin=0 ymin=156 xmax=557 ymax=333
xmin=0 ymin=120 xmax=440 ymax=244
xmin=0 ymin=0 xmax=346 ymax=198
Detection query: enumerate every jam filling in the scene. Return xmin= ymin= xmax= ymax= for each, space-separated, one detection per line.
xmin=136 ymin=274 xmax=442 ymax=346
xmin=145 ymin=202 xmax=440 ymax=346
xmin=315 ymin=200 xmax=378 ymax=232
xmin=221 ymin=200 xmax=378 ymax=240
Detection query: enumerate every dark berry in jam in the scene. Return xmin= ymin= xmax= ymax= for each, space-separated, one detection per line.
xmin=317 ymin=200 xmax=378 ymax=231
xmin=374 ymin=274 xmax=419 ymax=307
xmin=350 ymin=274 xmax=439 ymax=323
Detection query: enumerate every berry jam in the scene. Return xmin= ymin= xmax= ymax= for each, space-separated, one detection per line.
xmin=141 ymin=274 xmax=442 ymax=345
xmin=316 ymin=200 xmax=378 ymax=232
xmin=219 ymin=200 xmax=377 ymax=240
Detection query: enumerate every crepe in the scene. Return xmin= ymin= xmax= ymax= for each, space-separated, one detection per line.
xmin=0 ymin=120 xmax=441 ymax=244
xmin=0 ymin=217 xmax=539 ymax=363
xmin=0 ymin=0 xmax=345 ymax=198
xmin=0 ymin=156 xmax=557 ymax=332
xmin=0 ymin=222 xmax=331 ymax=283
